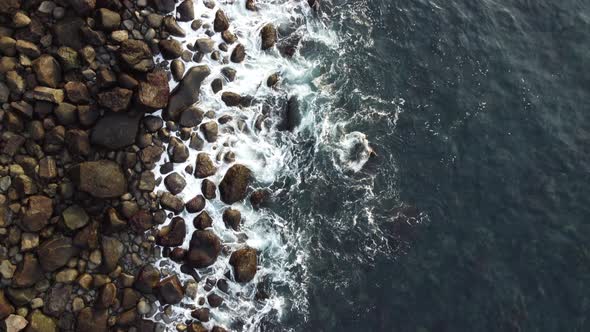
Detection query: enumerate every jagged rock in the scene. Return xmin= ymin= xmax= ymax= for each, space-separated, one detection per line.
xmin=222 ymin=30 xmax=237 ymax=44
xmin=165 ymin=65 xmax=210 ymax=120
xmin=101 ymin=236 xmax=123 ymax=272
xmin=191 ymin=308 xmax=209 ymax=322
xmin=177 ymin=0 xmax=195 ymax=21
xmin=186 ymin=230 xmax=221 ymax=268
xmin=156 ymin=216 xmax=186 ymax=247
xmin=44 ymin=284 xmax=71 ymax=317
xmin=140 ymin=145 xmax=164 ymax=169
xmin=4 ymin=314 xmax=27 ymax=331
xmin=22 ymin=195 xmax=53 ymax=232
xmin=137 ymin=70 xmax=169 ymax=109
xmin=195 ymin=153 xmax=216 ymax=178
xmin=70 ymin=160 xmax=126 ymax=198
xmin=97 ymin=87 xmax=132 ymax=112
xmin=56 ymin=46 xmax=81 ymax=71
xmin=223 ymin=208 xmax=241 ymax=230
xmin=214 ymin=10 xmax=229 ymax=32
xmin=37 ymin=237 xmax=77 ymax=272
xmin=164 ymin=173 xmax=186 ymax=195
xmin=230 ymin=44 xmax=246 ymax=63
xmin=229 ymin=247 xmax=258 ymax=282
xmin=91 ymin=112 xmax=141 ymax=150
xmin=261 ymin=23 xmax=277 ymax=50
xmin=81 ymin=26 xmax=106 ymax=45
xmin=193 ymin=211 xmax=212 ymax=230
xmin=156 ymin=275 xmax=184 ymax=304
xmin=186 ymin=195 xmax=206 ymax=213
xmin=119 ymin=39 xmax=154 ymax=72
xmin=167 ymin=137 xmax=190 ymax=163
xmin=32 ymin=56 xmax=61 ymax=88
xmin=219 ymin=164 xmax=252 ymax=204
xmin=65 ymin=129 xmax=91 ymax=156
xmin=15 ymin=40 xmax=40 ymax=58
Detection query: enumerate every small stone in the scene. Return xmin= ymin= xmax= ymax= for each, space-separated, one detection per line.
xmin=200 ymin=121 xmax=218 ymax=143
xmin=33 ymin=87 xmax=64 ymax=104
xmin=20 ymin=233 xmax=39 ymax=251
xmin=222 ymin=30 xmax=237 ymax=44
xmin=179 ymin=106 xmax=204 ymax=127
xmin=186 ymin=230 xmax=221 ymax=268
xmin=38 ymin=157 xmax=57 ymax=180
xmin=62 ymin=205 xmax=89 ymax=230
xmin=195 ymin=38 xmax=215 ymax=53
xmin=91 ymin=112 xmax=141 ymax=150
xmin=171 ymin=60 xmax=185 ymax=81
xmin=159 ymin=39 xmax=183 ymax=59
xmin=137 ymin=70 xmax=169 ymax=109
xmin=119 ymin=39 xmax=154 ymax=72
xmin=193 ymin=211 xmax=212 ymax=230
xmin=55 ymin=268 xmax=78 ymax=283
xmin=261 ymin=24 xmax=277 ymax=50
xmin=97 ymin=283 xmax=117 ymax=308
xmin=64 ymin=81 xmax=89 ymax=104
xmin=4 ymin=314 xmax=28 ymax=331
xmin=191 ymin=308 xmax=209 ymax=322
xmin=12 ymin=254 xmax=43 ymax=288
xmin=207 ymin=293 xmax=223 ymax=307
xmin=101 ymin=236 xmax=124 ymax=272
xmin=167 ymin=137 xmax=189 ymax=163
xmin=0 ymin=260 xmax=16 ymax=279
xmin=27 ymin=310 xmax=57 ymax=332
xmin=32 ymin=55 xmax=61 ymax=88
xmin=38 ymin=1 xmax=56 ymax=14
xmin=177 ymin=0 xmax=194 ymax=21
xmin=221 ymin=91 xmax=241 ymax=106
xmin=134 ymin=265 xmax=160 ymax=294
xmin=201 ymin=179 xmax=216 ymax=200
xmin=15 ymin=40 xmax=40 ymax=58
xmin=163 ymin=16 xmax=186 ymax=37
xmin=96 ymin=8 xmax=121 ymax=31
xmin=156 ymin=216 xmax=186 ymax=247
xmin=56 ymin=47 xmax=80 ymax=71
xmin=44 ymin=284 xmax=71 ymax=316
xmin=22 ymin=195 xmax=53 ymax=232
xmin=165 ymin=65 xmax=210 ymax=120
xmin=12 ymin=12 xmax=31 ymax=28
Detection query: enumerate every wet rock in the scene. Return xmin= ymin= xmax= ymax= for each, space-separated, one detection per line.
xmin=64 ymin=81 xmax=89 ymax=104
xmin=221 ymin=91 xmax=241 ymax=106
xmin=207 ymin=293 xmax=223 ymax=307
xmin=97 ymin=87 xmax=132 ymax=112
xmin=97 ymin=283 xmax=117 ymax=309
xmin=168 ymin=137 xmax=190 ymax=163
xmin=214 ymin=10 xmax=230 ymax=32
xmin=260 ymin=24 xmax=277 ymax=50
xmin=229 ymin=247 xmax=257 ymax=282
xmin=159 ymin=39 xmax=183 ymax=59
xmin=231 ymin=43 xmax=246 ymax=63
xmin=44 ymin=284 xmax=71 ymax=317
xmin=171 ymin=59 xmax=185 ymax=81
xmin=186 ymin=230 xmax=222 ymax=268
xmin=52 ymin=17 xmax=84 ymax=49
xmin=76 ymin=308 xmax=108 ymax=332
xmin=219 ymin=164 xmax=252 ymax=204
xmin=119 ymin=39 xmax=154 ymax=72
xmin=91 ymin=112 xmax=141 ymax=150
xmin=222 ymin=30 xmax=237 ymax=44
xmin=101 ymin=236 xmax=123 ymax=272
xmin=156 ymin=216 xmax=186 ymax=247
xmin=200 ymin=121 xmax=218 ymax=143
xmin=65 ymin=129 xmax=91 ymax=156
xmin=62 ymin=205 xmax=89 ymax=230
xmin=191 ymin=308 xmax=209 ymax=322
xmin=177 ymin=0 xmax=195 ymax=21
xmin=221 ymin=67 xmax=237 ymax=82
xmin=140 ymin=145 xmax=164 ymax=169
xmin=156 ymin=275 xmax=184 ymax=304
xmin=195 ymin=153 xmax=216 ymax=178
xmin=27 ymin=310 xmax=57 ymax=332
xmin=143 ymin=116 xmax=163 ymax=132
xmin=186 ymin=195 xmax=206 ymax=213
xmin=96 ymin=8 xmax=120 ymax=31
xmin=163 ymin=16 xmax=186 ymax=37
xmin=37 ymin=236 xmax=77 ymax=272
xmin=22 ymin=195 xmax=53 ymax=232
xmin=153 ymin=0 xmax=175 ymax=12
xmin=13 ymin=254 xmax=43 ymax=288
xmin=160 ymin=192 xmax=184 ymax=214
xmin=0 ymin=290 xmax=15 ymax=319
xmin=179 ymin=106 xmax=204 ymax=127
xmin=246 ymin=0 xmax=257 ymax=10
xmin=211 ymin=78 xmax=223 ymax=94
xmin=193 ymin=211 xmax=212 ymax=230
xmin=134 ymin=265 xmax=160 ymax=294
xmin=250 ymin=189 xmax=271 ymax=209
xmin=164 ymin=173 xmax=186 ymax=195
xmin=165 ymin=65 xmax=210 ymax=120
xmin=70 ymin=160 xmax=126 ymax=198
xmin=223 ymin=208 xmax=241 ymax=230
xmin=267 ymin=72 xmax=280 ymax=87
xmin=32 ymin=55 xmax=61 ymax=88
xmin=201 ymin=179 xmax=216 ymax=200
xmin=129 ymin=209 xmax=153 ymax=233
xmin=195 ymin=38 xmax=215 ymax=53
xmin=137 ymin=70 xmax=169 ymax=109
xmin=188 ymin=323 xmax=207 ymax=332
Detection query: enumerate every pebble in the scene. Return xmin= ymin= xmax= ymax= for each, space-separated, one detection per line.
xmin=0 ymin=259 xmax=16 ymax=278
xmin=30 ymin=298 xmax=44 ymax=309
xmin=137 ymin=300 xmax=151 ymax=315
xmin=38 ymin=1 xmax=56 ymax=14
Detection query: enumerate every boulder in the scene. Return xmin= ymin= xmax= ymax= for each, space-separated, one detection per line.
xmin=91 ymin=112 xmax=141 ymax=150
xmin=193 ymin=211 xmax=212 ymax=230
xmin=134 ymin=265 xmax=160 ymax=294
xmin=164 ymin=173 xmax=186 ymax=195
xmin=97 ymin=88 xmax=132 ymax=112
xmin=101 ymin=236 xmax=124 ymax=272
xmin=186 ymin=230 xmax=221 ymax=268
xmin=156 ymin=275 xmax=184 ymax=304
xmin=26 ymin=310 xmax=57 ymax=332
xmin=229 ymin=247 xmax=257 ymax=282
xmin=195 ymin=38 xmax=215 ymax=53
xmin=186 ymin=195 xmax=206 ymax=213
xmin=260 ymin=24 xmax=277 ymax=50
xmin=159 ymin=39 xmax=183 ymax=59
xmin=37 ymin=237 xmax=77 ymax=272
xmin=167 ymin=137 xmax=189 ymax=163
xmin=163 ymin=16 xmax=186 ymax=37
xmin=165 ymin=65 xmax=210 ymax=120
xmin=223 ymin=208 xmax=241 ymax=230
xmin=231 ymin=44 xmax=245 ymax=63
xmin=137 ymin=70 xmax=169 ymax=109
xmin=70 ymin=160 xmax=127 ymax=198
xmin=200 ymin=121 xmax=218 ymax=143
xmin=191 ymin=308 xmax=209 ymax=322
xmin=177 ymin=0 xmax=195 ymax=21
xmin=22 ymin=195 xmax=53 ymax=232
xmin=156 ymin=216 xmax=186 ymax=247
xmin=194 ymin=153 xmax=216 ymax=178
xmin=179 ymin=106 xmax=204 ymax=127
xmin=119 ymin=39 xmax=154 ymax=72
xmin=214 ymin=10 xmax=230 ymax=32
xmin=32 ymin=55 xmax=61 ymax=88
xmin=160 ymin=192 xmax=184 ymax=214
xmin=219 ymin=165 xmax=252 ymax=204
xmin=221 ymin=91 xmax=241 ymax=106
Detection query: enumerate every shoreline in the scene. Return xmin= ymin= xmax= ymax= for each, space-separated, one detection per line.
xmin=0 ymin=0 xmax=317 ymax=331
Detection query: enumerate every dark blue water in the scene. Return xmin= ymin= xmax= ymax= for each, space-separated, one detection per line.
xmin=269 ymin=0 xmax=590 ymax=331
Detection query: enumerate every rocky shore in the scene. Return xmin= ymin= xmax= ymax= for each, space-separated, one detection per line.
xmin=0 ymin=0 xmax=317 ymax=331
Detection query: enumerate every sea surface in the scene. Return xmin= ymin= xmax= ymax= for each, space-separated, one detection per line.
xmin=157 ymin=0 xmax=590 ymax=331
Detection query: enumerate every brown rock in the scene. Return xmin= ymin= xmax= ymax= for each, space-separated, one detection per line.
xmin=137 ymin=70 xmax=169 ymax=109
xmin=156 ymin=216 xmax=186 ymax=247
xmin=64 ymin=81 xmax=89 ymax=104
xmin=219 ymin=164 xmax=252 ymax=204
xmin=177 ymin=0 xmax=195 ymax=21
xmin=160 ymin=192 xmax=184 ymax=214
xmin=68 ymin=0 xmax=96 ymax=15
xmin=26 ymin=310 xmax=57 ymax=332
xmin=200 ymin=121 xmax=218 ymax=143
xmin=179 ymin=106 xmax=203 ymax=127
xmin=13 ymin=254 xmax=43 ymax=288
xmin=186 ymin=230 xmax=221 ymax=268
xmin=0 ymin=290 xmax=14 ymax=319
xmin=32 ymin=55 xmax=61 ymax=88
xmin=188 ymin=323 xmax=207 ymax=332
xmin=201 ymin=179 xmax=216 ymax=200
xmin=91 ymin=112 xmax=141 ymax=150
xmin=22 ymin=195 xmax=53 ymax=232
xmin=70 ymin=160 xmax=126 ymax=198
xmin=134 ymin=265 xmax=160 ymax=294
xmin=214 ymin=10 xmax=230 ymax=32
xmin=221 ymin=91 xmax=241 ymax=106
xmin=119 ymin=39 xmax=154 ymax=72
xmin=97 ymin=283 xmax=117 ymax=308
xmin=44 ymin=284 xmax=71 ymax=317
xmin=37 ymin=237 xmax=77 ymax=272
xmin=229 ymin=247 xmax=258 ymax=282
xmin=261 ymin=24 xmax=277 ymax=50
xmin=156 ymin=275 xmax=184 ymax=304
xmin=101 ymin=236 xmax=124 ymax=272
xmin=165 ymin=65 xmax=210 ymax=120
xmin=159 ymin=39 xmax=183 ymax=59
xmin=164 ymin=173 xmax=186 ymax=195
xmin=191 ymin=308 xmax=209 ymax=322
xmin=97 ymin=87 xmax=132 ymax=112
xmin=76 ymin=308 xmax=108 ymax=332
xmin=223 ymin=208 xmax=241 ymax=230
xmin=195 ymin=153 xmax=216 ymax=178
xmin=207 ymin=293 xmax=223 ymax=307
xmin=33 ymin=87 xmax=64 ymax=104
xmin=96 ymin=8 xmax=120 ymax=31
xmin=186 ymin=195 xmax=206 ymax=213
xmin=231 ymin=44 xmax=246 ymax=63
xmin=167 ymin=137 xmax=189 ymax=163
xmin=193 ymin=211 xmax=212 ymax=230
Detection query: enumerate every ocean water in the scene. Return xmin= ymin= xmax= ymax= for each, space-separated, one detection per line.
xmin=154 ymin=0 xmax=590 ymax=331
